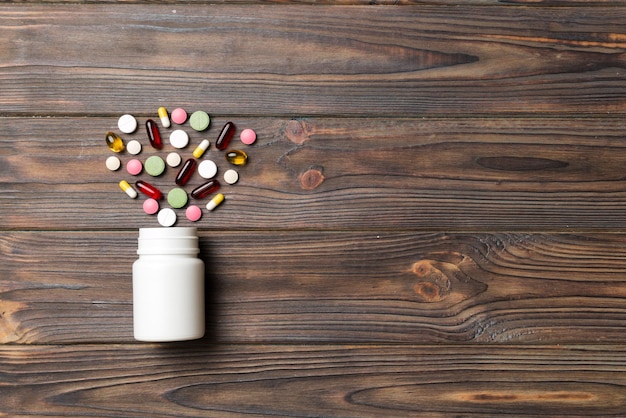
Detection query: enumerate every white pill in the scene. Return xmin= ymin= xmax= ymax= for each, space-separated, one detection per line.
xmin=198 ymin=159 xmax=218 ymax=179
xmin=223 ymin=168 xmax=239 ymax=185
xmin=157 ymin=208 xmax=177 ymax=227
xmin=169 ymin=129 xmax=189 ymax=149
xmin=105 ymin=155 xmax=121 ymax=171
xmin=126 ymin=140 xmax=142 ymax=155
xmin=117 ymin=114 xmax=137 ymax=134
xmin=166 ymin=152 xmax=182 ymax=167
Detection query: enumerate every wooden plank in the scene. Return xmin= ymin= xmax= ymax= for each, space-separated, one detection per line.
xmin=2 ymin=344 xmax=626 ymax=416
xmin=2 ymin=116 xmax=626 ymax=231
xmin=8 ymin=0 xmax=626 ymax=5
xmin=3 ymin=231 xmax=626 ymax=344
xmin=1 ymin=5 xmax=625 ymax=116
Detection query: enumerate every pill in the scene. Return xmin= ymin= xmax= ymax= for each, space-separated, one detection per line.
xmin=223 ymin=168 xmax=239 ymax=185
xmin=169 ymin=129 xmax=189 ymax=149
xmin=189 ymin=111 xmax=211 ymax=132
xmin=206 ymin=193 xmax=225 ymax=211
xmin=157 ymin=107 xmax=170 ymax=128
xmin=166 ymin=152 xmax=182 ymax=167
xmin=240 ymin=128 xmax=257 ymax=145
xmin=146 ymin=119 xmax=163 ymax=150
xmin=191 ymin=179 xmax=220 ymax=199
xmin=126 ymin=158 xmax=143 ymax=176
xmin=126 ymin=140 xmax=142 ymax=155
xmin=145 ymin=155 xmax=166 ymax=177
xmin=192 ymin=139 xmax=210 ymax=158
xmin=118 ymin=114 xmax=137 ymax=134
xmin=157 ymin=208 xmax=177 ymax=227
xmin=185 ymin=205 xmax=202 ymax=222
xmin=136 ymin=180 xmax=163 ymax=200
xmin=167 ymin=187 xmax=188 ymax=209
xmin=105 ymin=155 xmax=121 ymax=171
xmin=175 ymin=158 xmax=197 ymax=186
xmin=105 ymin=131 xmax=125 ymax=153
xmin=215 ymin=121 xmax=235 ymax=151
xmin=171 ymin=108 xmax=187 ymax=125
xmin=143 ymin=198 xmax=159 ymax=215
xmin=198 ymin=159 xmax=218 ymax=179
xmin=225 ymin=149 xmax=248 ymax=166
xmin=119 ymin=180 xmax=137 ymax=199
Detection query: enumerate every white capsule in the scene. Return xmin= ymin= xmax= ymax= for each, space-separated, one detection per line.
xmin=206 ymin=193 xmax=225 ymax=211
xmin=119 ymin=180 xmax=137 ymax=199
xmin=158 ymin=107 xmax=171 ymax=128
xmin=193 ymin=139 xmax=210 ymax=158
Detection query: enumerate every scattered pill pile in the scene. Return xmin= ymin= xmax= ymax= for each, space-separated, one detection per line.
xmin=104 ymin=107 xmax=256 ymax=227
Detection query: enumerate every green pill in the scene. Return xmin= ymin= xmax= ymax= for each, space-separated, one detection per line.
xmin=189 ymin=111 xmax=210 ymax=132
xmin=167 ymin=187 xmax=188 ymax=209
xmin=145 ymin=155 xmax=166 ymax=177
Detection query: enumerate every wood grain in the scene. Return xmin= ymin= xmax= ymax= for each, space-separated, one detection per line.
xmin=1 ymin=5 xmax=625 ymax=116
xmin=3 ymin=231 xmax=626 ymax=344
xmin=3 ymin=116 xmax=626 ymax=231
xmin=2 ymin=1 xmax=626 ymax=415
xmin=3 ymin=344 xmax=626 ymax=417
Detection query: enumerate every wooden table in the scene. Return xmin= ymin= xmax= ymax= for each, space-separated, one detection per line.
xmin=2 ymin=1 xmax=626 ymax=416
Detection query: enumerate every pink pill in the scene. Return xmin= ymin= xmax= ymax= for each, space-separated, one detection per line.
xmin=240 ymin=128 xmax=257 ymax=145
xmin=185 ymin=205 xmax=202 ymax=222
xmin=126 ymin=158 xmax=143 ymax=176
xmin=171 ymin=108 xmax=188 ymax=125
xmin=143 ymin=198 xmax=159 ymax=215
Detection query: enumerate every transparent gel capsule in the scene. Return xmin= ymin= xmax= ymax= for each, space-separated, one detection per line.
xmin=225 ymin=150 xmax=248 ymax=166
xmin=215 ymin=122 xmax=235 ymax=150
xmin=135 ymin=180 xmax=163 ymax=200
xmin=146 ymin=119 xmax=163 ymax=150
xmin=105 ymin=131 xmax=125 ymax=153
xmin=191 ymin=179 xmax=220 ymax=199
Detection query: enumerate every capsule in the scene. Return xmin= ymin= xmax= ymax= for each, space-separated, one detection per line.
xmin=225 ymin=149 xmax=248 ymax=166
xmin=215 ymin=122 xmax=235 ymax=151
xmin=135 ymin=180 xmax=163 ymax=200
xmin=191 ymin=179 xmax=220 ymax=199
xmin=105 ymin=132 xmax=125 ymax=153
xmin=145 ymin=119 xmax=163 ymax=150
xmin=175 ymin=158 xmax=197 ymax=186
xmin=206 ymin=193 xmax=225 ymax=211
xmin=192 ymin=139 xmax=210 ymax=159
xmin=119 ymin=180 xmax=137 ymax=199
xmin=157 ymin=107 xmax=170 ymax=128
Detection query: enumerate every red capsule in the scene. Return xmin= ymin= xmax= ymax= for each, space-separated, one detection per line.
xmin=215 ymin=121 xmax=235 ymax=151
xmin=191 ymin=179 xmax=220 ymax=199
xmin=145 ymin=119 xmax=163 ymax=150
xmin=135 ymin=180 xmax=163 ymax=200
xmin=175 ymin=158 xmax=197 ymax=186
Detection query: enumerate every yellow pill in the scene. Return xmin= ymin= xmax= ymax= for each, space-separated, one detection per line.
xmin=157 ymin=107 xmax=170 ymax=128
xmin=193 ymin=139 xmax=210 ymax=158
xmin=105 ymin=131 xmax=125 ymax=153
xmin=206 ymin=193 xmax=225 ymax=211
xmin=119 ymin=180 xmax=137 ymax=199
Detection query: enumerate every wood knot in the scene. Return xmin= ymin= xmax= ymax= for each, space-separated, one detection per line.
xmin=299 ymin=167 xmax=325 ymax=190
xmin=409 ymin=259 xmax=451 ymax=303
xmin=284 ymin=120 xmax=313 ymax=144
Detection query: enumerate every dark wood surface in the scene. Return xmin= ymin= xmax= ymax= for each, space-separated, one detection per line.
xmin=2 ymin=1 xmax=626 ymax=416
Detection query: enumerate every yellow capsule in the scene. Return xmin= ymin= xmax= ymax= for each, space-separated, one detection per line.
xmin=193 ymin=139 xmax=210 ymax=158
xmin=157 ymin=107 xmax=170 ymax=128
xmin=206 ymin=193 xmax=225 ymax=211
xmin=105 ymin=131 xmax=125 ymax=153
xmin=119 ymin=180 xmax=137 ymax=199
xmin=225 ymin=149 xmax=248 ymax=166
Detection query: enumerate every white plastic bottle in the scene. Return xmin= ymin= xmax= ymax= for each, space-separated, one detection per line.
xmin=132 ymin=227 xmax=205 ymax=342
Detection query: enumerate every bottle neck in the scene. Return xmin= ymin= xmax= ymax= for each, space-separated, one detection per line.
xmin=136 ymin=227 xmax=199 ymax=256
